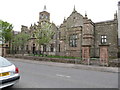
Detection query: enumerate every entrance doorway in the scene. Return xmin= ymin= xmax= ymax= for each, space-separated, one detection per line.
xmin=33 ymin=44 xmax=36 ymax=54
xmin=118 ymin=52 xmax=120 ymax=58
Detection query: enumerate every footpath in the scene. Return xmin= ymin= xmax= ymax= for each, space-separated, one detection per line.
xmin=7 ymin=57 xmax=119 ymax=73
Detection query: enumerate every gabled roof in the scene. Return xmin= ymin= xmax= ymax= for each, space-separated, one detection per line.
xmin=60 ymin=9 xmax=84 ymax=28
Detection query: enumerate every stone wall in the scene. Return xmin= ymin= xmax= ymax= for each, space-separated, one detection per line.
xmin=94 ymin=20 xmax=118 ymax=58
xmin=58 ymin=10 xmax=83 ymax=57
xmin=6 ymin=55 xmax=120 ymax=67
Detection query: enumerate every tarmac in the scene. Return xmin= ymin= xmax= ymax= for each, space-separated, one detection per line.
xmin=7 ymin=57 xmax=119 ymax=73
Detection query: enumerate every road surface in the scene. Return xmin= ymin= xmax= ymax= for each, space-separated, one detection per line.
xmin=7 ymin=58 xmax=118 ymax=88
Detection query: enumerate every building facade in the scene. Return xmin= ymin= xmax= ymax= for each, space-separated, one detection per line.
xmin=15 ymin=5 xmax=119 ymax=58
xmin=20 ymin=6 xmax=58 ymax=56
xmin=58 ymin=7 xmax=118 ymax=58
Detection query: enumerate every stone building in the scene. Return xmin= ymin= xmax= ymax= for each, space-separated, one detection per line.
xmin=20 ymin=6 xmax=58 ymax=56
xmin=118 ymin=1 xmax=120 ymax=46
xmin=118 ymin=1 xmax=120 ymax=58
xmin=94 ymin=18 xmax=118 ymax=58
xmin=58 ymin=7 xmax=118 ymax=58
xmin=16 ymin=5 xmax=119 ymax=59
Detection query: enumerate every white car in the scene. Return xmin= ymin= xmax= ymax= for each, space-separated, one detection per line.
xmin=0 ymin=56 xmax=20 ymax=88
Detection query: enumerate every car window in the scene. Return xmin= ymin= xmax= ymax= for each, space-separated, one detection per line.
xmin=0 ymin=57 xmax=12 ymax=67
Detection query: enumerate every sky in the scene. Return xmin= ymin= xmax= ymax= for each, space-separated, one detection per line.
xmin=0 ymin=0 xmax=119 ymax=31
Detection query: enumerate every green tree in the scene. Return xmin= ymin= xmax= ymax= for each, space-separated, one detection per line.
xmin=35 ymin=22 xmax=55 ymax=55
xmin=0 ymin=20 xmax=13 ymax=43
xmin=12 ymin=32 xmax=30 ymax=55
xmin=0 ymin=20 xmax=13 ymax=55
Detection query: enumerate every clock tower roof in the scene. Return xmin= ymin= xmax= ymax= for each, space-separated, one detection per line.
xmin=39 ymin=5 xmax=50 ymax=22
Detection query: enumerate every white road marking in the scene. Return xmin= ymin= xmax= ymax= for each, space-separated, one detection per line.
xmin=56 ymin=74 xmax=71 ymax=78
xmin=66 ymin=76 xmax=71 ymax=78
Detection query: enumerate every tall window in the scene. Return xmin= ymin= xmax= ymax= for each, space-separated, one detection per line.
xmin=59 ymin=44 xmax=60 ymax=52
xmin=59 ymin=32 xmax=61 ymax=39
xmin=26 ymin=45 xmax=28 ymax=51
xmin=50 ymin=44 xmax=54 ymax=52
xmin=101 ymin=35 xmax=107 ymax=44
xmin=69 ymin=34 xmax=77 ymax=47
xmin=33 ymin=33 xmax=35 ymax=37
xmin=43 ymin=45 xmax=46 ymax=52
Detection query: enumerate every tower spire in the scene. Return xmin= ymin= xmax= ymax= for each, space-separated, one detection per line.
xmin=85 ymin=11 xmax=88 ymax=19
xmin=43 ymin=5 xmax=47 ymax=11
xmin=73 ymin=5 xmax=76 ymax=12
xmin=114 ymin=10 xmax=117 ymax=20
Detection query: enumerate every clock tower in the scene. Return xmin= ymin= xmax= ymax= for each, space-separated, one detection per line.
xmin=39 ymin=5 xmax=50 ymax=23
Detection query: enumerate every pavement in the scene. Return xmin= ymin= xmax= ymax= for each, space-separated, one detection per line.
xmin=7 ymin=57 xmax=119 ymax=73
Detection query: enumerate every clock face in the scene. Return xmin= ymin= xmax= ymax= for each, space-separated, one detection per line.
xmin=40 ymin=13 xmax=49 ymax=20
xmin=40 ymin=14 xmax=44 ymax=19
xmin=46 ymin=16 xmax=48 ymax=19
xmin=41 ymin=15 xmax=44 ymax=19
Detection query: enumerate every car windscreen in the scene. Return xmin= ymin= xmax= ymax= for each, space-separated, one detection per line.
xmin=0 ymin=57 xmax=12 ymax=67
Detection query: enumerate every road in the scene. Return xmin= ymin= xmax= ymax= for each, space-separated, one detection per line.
xmin=7 ymin=58 xmax=118 ymax=88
